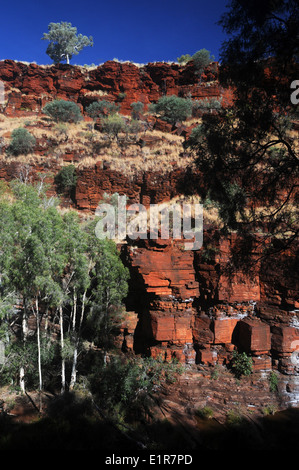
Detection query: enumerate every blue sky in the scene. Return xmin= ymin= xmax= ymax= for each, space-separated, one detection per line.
xmin=0 ymin=0 xmax=230 ymax=65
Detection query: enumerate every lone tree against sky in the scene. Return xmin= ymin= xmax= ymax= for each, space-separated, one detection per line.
xmin=42 ymin=21 xmax=93 ymax=64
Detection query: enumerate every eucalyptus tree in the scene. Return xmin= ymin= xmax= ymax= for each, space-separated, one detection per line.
xmin=42 ymin=22 xmax=93 ymax=65
xmin=0 ymin=181 xmax=130 ymax=396
xmin=85 ymin=234 xmax=129 ymax=366
xmin=151 ymin=95 xmax=193 ymax=125
xmin=1 ymin=182 xmax=67 ymax=398
xmin=61 ymin=211 xmax=91 ymax=390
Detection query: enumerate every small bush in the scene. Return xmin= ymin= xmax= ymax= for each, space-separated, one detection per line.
xmin=151 ymin=95 xmax=192 ymax=125
xmin=7 ymin=127 xmax=36 ymax=156
xmin=86 ymin=100 xmax=120 ymax=119
xmin=226 ymin=410 xmax=244 ymax=427
xmin=54 ymin=165 xmax=77 ymax=194
xmin=269 ymin=371 xmax=279 ymax=392
xmin=177 ymin=54 xmax=192 ymax=64
xmin=192 ymin=49 xmax=214 ymax=74
xmin=196 ymin=406 xmax=213 ymax=419
xmin=192 ymin=97 xmax=222 ymax=116
xmin=43 ymin=100 xmax=82 ymax=123
xmin=231 ymin=351 xmax=253 ymax=379
xmin=130 ymin=101 xmax=144 ymax=120
xmin=127 ymin=119 xmax=144 ymax=138
xmin=262 ymin=404 xmax=277 ymax=415
xmin=101 ymin=114 xmax=125 ymax=141
xmin=117 ymin=92 xmax=127 ymax=101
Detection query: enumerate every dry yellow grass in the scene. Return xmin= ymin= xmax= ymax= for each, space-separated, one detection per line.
xmin=0 ymin=114 xmax=193 ymax=178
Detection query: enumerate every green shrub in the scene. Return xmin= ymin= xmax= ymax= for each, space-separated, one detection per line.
xmin=262 ymin=404 xmax=277 ymax=415
xmin=43 ymin=100 xmax=82 ymax=123
xmin=127 ymin=119 xmax=144 ymax=137
xmin=226 ymin=409 xmax=244 ymax=427
xmin=192 ymin=49 xmax=214 ymax=74
xmin=231 ymin=351 xmax=253 ymax=379
xmin=177 ymin=54 xmax=192 ymax=64
xmin=269 ymin=371 xmax=279 ymax=392
xmin=101 ymin=114 xmax=125 ymax=141
xmin=130 ymin=101 xmax=144 ymax=120
xmin=86 ymin=100 xmax=120 ymax=119
xmin=151 ymin=95 xmax=192 ymax=125
xmin=196 ymin=406 xmax=214 ymax=419
xmin=88 ymin=355 xmax=183 ymax=422
xmin=54 ymin=165 xmax=77 ymax=193
xmin=192 ymin=97 xmax=222 ymax=116
xmin=7 ymin=127 xmax=36 ymax=156
xmin=117 ymin=92 xmax=127 ymax=101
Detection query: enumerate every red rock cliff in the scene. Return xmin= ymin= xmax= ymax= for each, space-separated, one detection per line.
xmin=0 ymin=59 xmax=233 ymax=116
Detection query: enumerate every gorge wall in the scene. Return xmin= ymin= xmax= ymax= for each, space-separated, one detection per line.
xmin=0 ymin=60 xmax=298 ymax=400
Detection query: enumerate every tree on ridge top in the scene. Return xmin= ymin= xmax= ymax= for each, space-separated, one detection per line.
xmin=42 ymin=21 xmax=93 ymax=65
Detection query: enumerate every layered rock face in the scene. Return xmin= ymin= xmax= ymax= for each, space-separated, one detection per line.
xmin=121 ymin=231 xmax=299 ymax=381
xmin=0 ymin=59 xmax=233 ymax=116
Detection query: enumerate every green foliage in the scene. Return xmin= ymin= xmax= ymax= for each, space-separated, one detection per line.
xmin=42 ymin=21 xmax=93 ymax=64
xmin=7 ymin=128 xmax=36 ymax=156
xmin=86 ymin=100 xmax=120 ymax=119
xmin=117 ymin=92 xmax=127 ymax=101
xmin=192 ymin=97 xmax=222 ymax=116
xmin=262 ymin=404 xmax=277 ymax=415
xmin=0 ymin=181 xmax=129 ymax=393
xmin=43 ymin=100 xmax=82 ymax=123
xmin=89 ymin=354 xmax=183 ymax=421
xmin=231 ymin=351 xmax=253 ymax=379
xmin=192 ymin=49 xmax=214 ymax=73
xmin=130 ymin=101 xmax=144 ymax=120
xmin=151 ymin=95 xmax=192 ymax=125
xmin=100 ymin=114 xmax=126 ymax=141
xmin=195 ymin=406 xmax=214 ymax=419
xmin=226 ymin=409 xmax=244 ymax=427
xmin=177 ymin=54 xmax=192 ymax=64
xmin=54 ymin=164 xmax=77 ymax=194
xmin=269 ymin=371 xmax=279 ymax=393
xmin=126 ymin=119 xmax=144 ymax=137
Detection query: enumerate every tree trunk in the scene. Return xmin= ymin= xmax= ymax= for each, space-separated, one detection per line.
xmin=20 ymin=306 xmax=28 ymax=393
xmin=72 ymin=291 xmax=77 ymax=332
xmin=20 ymin=366 xmax=25 ymax=394
xmin=69 ymin=346 xmax=78 ymax=390
xmin=35 ymin=297 xmax=43 ymax=413
xmin=60 ymin=306 xmax=66 ymax=393
xmin=36 ymin=298 xmax=42 ymax=393
xmin=69 ymin=291 xmax=86 ymax=390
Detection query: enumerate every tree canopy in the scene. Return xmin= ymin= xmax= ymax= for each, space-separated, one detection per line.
xmin=43 ymin=99 xmax=82 ymax=123
xmin=0 ymin=180 xmax=129 ymax=394
xmin=42 ymin=22 xmax=93 ymax=64
xmin=151 ymin=95 xmax=193 ymax=125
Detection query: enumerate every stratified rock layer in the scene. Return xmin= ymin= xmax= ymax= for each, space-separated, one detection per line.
xmin=121 ymin=231 xmax=299 ymax=381
xmin=0 ymin=59 xmax=233 ymax=116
